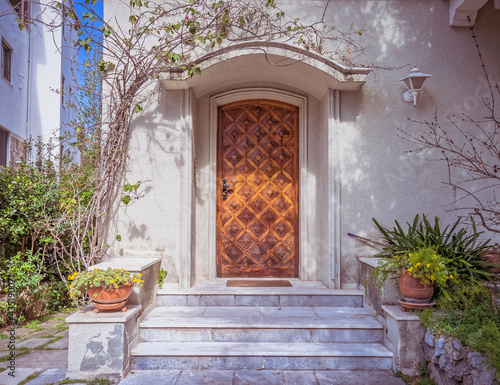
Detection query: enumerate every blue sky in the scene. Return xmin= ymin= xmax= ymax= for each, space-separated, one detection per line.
xmin=73 ymin=0 xmax=104 ymax=64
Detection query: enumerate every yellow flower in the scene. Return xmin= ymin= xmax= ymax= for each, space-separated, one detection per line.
xmin=70 ymin=293 xmax=73 ymax=298
xmin=426 ymin=264 xmax=430 ymax=268
xmin=110 ymin=280 xmax=114 ymax=284
xmin=408 ymin=267 xmax=413 ymax=272
xmin=68 ymin=275 xmax=73 ymax=281
xmin=138 ymin=273 xmax=142 ymax=277
xmin=450 ymin=275 xmax=454 ymax=279
xmin=415 ymin=263 xmax=421 ymax=267
xmin=121 ymin=268 xmax=124 ymax=271
xmin=430 ymin=275 xmax=435 ymax=280
xmin=409 ymin=253 xmax=413 ymax=257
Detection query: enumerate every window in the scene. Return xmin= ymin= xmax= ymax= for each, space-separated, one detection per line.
xmin=8 ymin=0 xmax=30 ymax=24
xmin=1 ymin=39 xmax=12 ymax=82
xmin=0 ymin=127 xmax=8 ymax=167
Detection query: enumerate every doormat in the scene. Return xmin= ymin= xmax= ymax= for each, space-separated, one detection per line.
xmin=226 ymin=280 xmax=292 ymax=287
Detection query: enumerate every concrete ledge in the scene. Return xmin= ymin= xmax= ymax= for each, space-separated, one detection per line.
xmin=382 ymin=305 xmax=421 ymax=322
xmin=90 ymin=257 xmax=161 ymax=315
xmin=66 ymin=305 xmax=142 ymax=324
xmin=359 ymin=258 xmax=400 ymax=315
xmin=66 ymin=305 xmax=141 ymax=380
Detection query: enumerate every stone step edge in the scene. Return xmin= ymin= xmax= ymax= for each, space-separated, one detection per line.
xmin=156 ymin=291 xmax=363 ymax=296
xmin=132 ymin=342 xmax=393 ymax=358
xmin=139 ymin=323 xmax=383 ymax=330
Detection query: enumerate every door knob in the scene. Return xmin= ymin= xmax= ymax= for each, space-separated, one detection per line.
xmin=222 ymin=179 xmax=234 ymax=201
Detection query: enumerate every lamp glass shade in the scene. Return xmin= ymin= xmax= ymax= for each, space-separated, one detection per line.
xmin=402 ymin=77 xmax=412 ymax=90
xmin=410 ymin=77 xmax=427 ymax=90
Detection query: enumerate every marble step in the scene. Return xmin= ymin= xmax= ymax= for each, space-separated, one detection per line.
xmin=131 ymin=341 xmax=393 ymax=371
xmin=157 ymin=291 xmax=363 ymax=307
xmin=140 ymin=306 xmax=383 ymax=343
xmin=157 ymin=281 xmax=363 ymax=307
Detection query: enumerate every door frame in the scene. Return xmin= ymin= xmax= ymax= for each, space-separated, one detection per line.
xmin=208 ymin=88 xmax=308 ymax=280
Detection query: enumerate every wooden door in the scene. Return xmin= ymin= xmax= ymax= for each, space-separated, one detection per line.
xmin=217 ymin=100 xmax=299 ymax=278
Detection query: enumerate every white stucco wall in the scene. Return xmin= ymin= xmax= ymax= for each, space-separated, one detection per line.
xmin=108 ymin=84 xmax=186 ymax=284
xmin=106 ymin=0 xmax=500 ymax=287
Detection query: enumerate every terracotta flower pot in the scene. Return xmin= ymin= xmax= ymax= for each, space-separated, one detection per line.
xmin=399 ymin=271 xmax=434 ymax=304
xmin=479 ymin=249 xmax=500 ymax=273
xmin=87 ymin=284 xmax=134 ymax=313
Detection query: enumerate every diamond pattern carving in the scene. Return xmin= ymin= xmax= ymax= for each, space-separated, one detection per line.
xmin=249 ymin=220 xmax=266 ymax=239
xmin=248 ymin=196 xmax=267 ymax=214
xmin=261 ymin=208 xmax=279 ymax=224
xmin=272 ymin=221 xmax=292 ymax=238
xmin=237 ymin=208 xmax=255 ymax=225
xmin=237 ymin=232 xmax=256 ymax=250
xmin=218 ymin=101 xmax=299 ymax=278
xmin=226 ymin=220 xmax=244 ymax=238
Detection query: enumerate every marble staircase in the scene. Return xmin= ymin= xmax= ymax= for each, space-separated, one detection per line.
xmin=130 ymin=279 xmax=393 ymax=371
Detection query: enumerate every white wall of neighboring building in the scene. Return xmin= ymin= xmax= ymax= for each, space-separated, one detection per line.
xmin=0 ymin=0 xmax=77 ymax=164
xmin=104 ymin=0 xmax=500 ymax=288
xmin=0 ymin=0 xmax=29 ymax=148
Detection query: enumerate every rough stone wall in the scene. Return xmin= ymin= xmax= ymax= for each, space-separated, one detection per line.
xmin=423 ymin=330 xmax=498 ymax=385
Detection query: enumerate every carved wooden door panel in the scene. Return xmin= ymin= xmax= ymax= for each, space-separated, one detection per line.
xmin=217 ymin=100 xmax=299 ymax=278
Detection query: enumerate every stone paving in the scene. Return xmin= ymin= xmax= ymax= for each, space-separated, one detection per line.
xmin=0 ymin=311 xmax=405 ymax=385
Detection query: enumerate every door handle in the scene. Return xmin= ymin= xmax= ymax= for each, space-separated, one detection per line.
xmin=222 ymin=179 xmax=234 ymax=201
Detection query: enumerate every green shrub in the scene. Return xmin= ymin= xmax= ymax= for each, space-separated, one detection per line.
xmin=0 ymin=138 xmax=95 ymax=322
xmin=420 ymin=284 xmax=500 ymax=378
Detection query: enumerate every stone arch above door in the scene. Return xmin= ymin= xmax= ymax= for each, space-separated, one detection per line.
xmin=160 ymin=42 xmax=370 ymax=99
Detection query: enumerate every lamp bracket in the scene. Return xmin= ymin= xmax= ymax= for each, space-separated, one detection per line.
xmin=403 ymin=90 xmax=414 ymax=103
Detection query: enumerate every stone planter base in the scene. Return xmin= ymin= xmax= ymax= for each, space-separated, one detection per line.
xmin=66 ymin=305 xmax=141 ymax=380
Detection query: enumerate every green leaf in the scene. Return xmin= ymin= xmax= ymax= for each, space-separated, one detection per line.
xmin=121 ymin=195 xmax=131 ymax=205
xmin=129 ymin=15 xmax=137 ymax=24
xmin=134 ymin=104 xmax=143 ymax=113
xmin=116 ymin=235 xmax=121 ymax=241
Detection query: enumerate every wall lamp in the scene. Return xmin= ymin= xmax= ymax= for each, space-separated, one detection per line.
xmin=400 ymin=67 xmax=431 ymax=107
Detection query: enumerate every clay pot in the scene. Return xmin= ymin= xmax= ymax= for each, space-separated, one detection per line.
xmin=87 ymin=284 xmax=134 ymax=313
xmin=399 ymin=271 xmax=434 ymax=304
xmin=479 ymin=249 xmax=500 ymax=273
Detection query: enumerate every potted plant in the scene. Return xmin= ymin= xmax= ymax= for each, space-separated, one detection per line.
xmin=68 ymin=267 xmax=144 ymax=313
xmin=369 ymin=247 xmax=454 ymax=308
